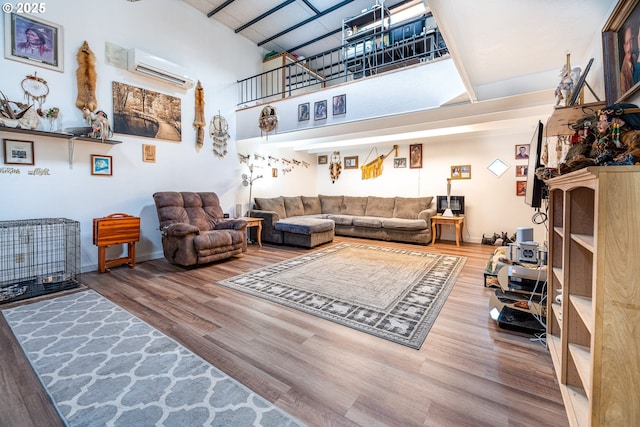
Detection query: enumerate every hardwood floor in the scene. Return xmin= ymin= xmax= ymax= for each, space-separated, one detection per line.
xmin=0 ymin=237 xmax=569 ymax=427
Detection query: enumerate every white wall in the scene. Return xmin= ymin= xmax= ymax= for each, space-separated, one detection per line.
xmin=0 ymin=0 xmax=266 ymax=271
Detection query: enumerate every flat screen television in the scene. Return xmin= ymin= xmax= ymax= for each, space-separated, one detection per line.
xmin=525 ymin=120 xmax=547 ymax=208
xmin=436 ymin=196 xmax=465 ymax=215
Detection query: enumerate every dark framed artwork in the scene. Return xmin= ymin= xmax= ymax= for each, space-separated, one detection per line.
xmin=516 ymin=165 xmax=528 ymax=177
xmin=515 ymin=144 xmax=530 ymax=159
xmin=91 ymin=155 xmax=112 ymax=176
xmin=318 ymin=154 xmax=328 ymax=164
xmin=516 ymin=181 xmax=527 ymax=196
xmin=602 ymin=0 xmax=640 ymax=103
xmin=409 ymin=144 xmax=422 ymax=168
xmin=344 ymin=155 xmax=358 ymax=169
xmin=3 ymin=139 xmax=34 ymax=165
xmin=112 ymin=82 xmax=182 ymax=142
xmin=332 ymin=94 xmax=346 ymax=115
xmin=393 ymin=157 xmax=407 ymax=168
xmin=314 ymin=100 xmax=327 ymax=120
xmin=4 ymin=12 xmax=63 ymax=72
xmin=298 ymin=102 xmax=310 ymax=121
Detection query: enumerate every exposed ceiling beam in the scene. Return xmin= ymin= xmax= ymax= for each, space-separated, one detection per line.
xmin=287 ymin=28 xmax=342 ymax=54
xmin=301 ymin=0 xmax=320 ymax=15
xmin=258 ymin=0 xmax=354 ymax=47
xmin=206 ymin=0 xmax=234 ymax=18
xmin=236 ymin=0 xmax=296 ymax=33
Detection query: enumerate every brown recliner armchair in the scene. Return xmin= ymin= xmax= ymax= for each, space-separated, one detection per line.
xmin=153 ymin=192 xmax=247 ymax=267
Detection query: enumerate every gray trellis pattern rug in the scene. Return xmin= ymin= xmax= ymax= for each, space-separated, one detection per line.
xmin=218 ymin=243 xmax=466 ymax=349
xmin=2 ymin=290 xmax=303 ymax=427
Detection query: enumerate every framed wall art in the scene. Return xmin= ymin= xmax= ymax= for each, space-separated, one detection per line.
xmin=91 ymin=155 xmax=112 ymax=176
xmin=318 ymin=154 xmax=328 ymax=164
xmin=516 ymin=180 xmax=527 ymax=196
xmin=3 ymin=139 xmax=34 ymax=165
xmin=516 ymin=165 xmax=528 ymax=177
xmin=515 ymin=144 xmax=530 ymax=159
xmin=393 ymin=157 xmax=407 ymax=168
xmin=602 ymin=0 xmax=640 ymax=103
xmin=451 ymin=164 xmax=471 ymax=179
xmin=314 ymin=100 xmax=327 ymax=120
xmin=344 ymin=155 xmax=358 ymax=169
xmin=332 ymin=94 xmax=346 ymax=115
xmin=142 ymin=144 xmax=156 ymax=163
xmin=298 ymin=102 xmax=310 ymax=121
xmin=4 ymin=12 xmax=64 ymax=72
xmin=409 ymin=144 xmax=422 ymax=168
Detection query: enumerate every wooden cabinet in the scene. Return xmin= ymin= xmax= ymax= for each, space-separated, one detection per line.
xmin=546 ymin=166 xmax=640 ymax=427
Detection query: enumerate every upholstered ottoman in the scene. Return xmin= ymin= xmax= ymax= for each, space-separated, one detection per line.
xmin=274 ymin=217 xmax=335 ymax=248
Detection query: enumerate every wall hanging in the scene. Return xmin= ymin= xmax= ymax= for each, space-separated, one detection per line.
xmin=360 ymin=145 xmax=397 ymax=179
xmin=258 ymin=105 xmax=277 ymax=138
xmin=329 ymin=151 xmax=341 ymax=183
xmin=193 ymin=80 xmax=205 ymax=150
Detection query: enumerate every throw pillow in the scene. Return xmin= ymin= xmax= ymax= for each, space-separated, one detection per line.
xmin=283 ymin=196 xmax=304 ymax=217
xmin=254 ymin=196 xmax=286 ymax=219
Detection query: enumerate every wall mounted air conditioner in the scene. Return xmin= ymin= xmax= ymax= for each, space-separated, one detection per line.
xmin=127 ymin=48 xmax=195 ymax=89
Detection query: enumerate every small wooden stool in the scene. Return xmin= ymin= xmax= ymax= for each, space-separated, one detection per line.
xmin=93 ymin=213 xmax=140 ymax=273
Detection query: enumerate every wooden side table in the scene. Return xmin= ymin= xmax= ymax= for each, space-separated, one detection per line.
xmin=431 ymin=215 xmax=464 ymax=246
xmin=93 ymin=213 xmax=140 ymax=273
xmin=238 ymin=216 xmax=263 ymax=247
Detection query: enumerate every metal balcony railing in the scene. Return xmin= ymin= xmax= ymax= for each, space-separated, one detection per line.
xmin=237 ymin=17 xmax=448 ymax=106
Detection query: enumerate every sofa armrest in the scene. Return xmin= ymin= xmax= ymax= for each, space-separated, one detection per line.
xmin=248 ymin=210 xmax=280 ymax=226
xmin=418 ymin=208 xmax=437 ymax=222
xmin=162 ymin=223 xmax=200 ymax=237
xmin=215 ymin=219 xmax=247 ymax=230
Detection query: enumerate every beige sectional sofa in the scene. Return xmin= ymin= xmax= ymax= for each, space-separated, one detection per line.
xmin=250 ymin=195 xmax=435 ymax=247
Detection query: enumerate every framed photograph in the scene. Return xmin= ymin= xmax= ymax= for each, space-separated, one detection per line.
xmin=516 ymin=165 xmax=528 ymax=177
xmin=344 ymin=155 xmax=358 ymax=169
xmin=318 ymin=154 xmax=328 ymax=164
xmin=409 ymin=144 xmax=422 ymax=168
xmin=332 ymin=94 xmax=346 ymax=115
xmin=515 ymin=144 xmax=530 ymax=159
xmin=3 ymin=139 xmax=34 ymax=165
xmin=603 ymin=1 xmax=640 ymax=103
xmin=272 ymin=167 xmax=278 ymax=178
xmin=142 ymin=144 xmax=156 ymax=163
xmin=4 ymin=13 xmax=64 ymax=72
xmin=516 ymin=180 xmax=527 ymax=196
xmin=314 ymin=100 xmax=327 ymax=120
xmin=91 ymin=155 xmax=112 ymax=176
xmin=298 ymin=102 xmax=310 ymax=121
xmin=393 ymin=157 xmax=407 ymax=168
xmin=451 ymin=165 xmax=471 ymax=180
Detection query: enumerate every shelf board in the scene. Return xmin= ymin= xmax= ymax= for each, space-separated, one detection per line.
xmin=570 ymin=295 xmax=594 ymax=334
xmin=0 ymin=125 xmax=122 ymax=144
xmin=552 ymin=267 xmax=564 ymax=287
xmin=552 ymin=302 xmax=563 ymax=330
xmin=559 ymin=384 xmax=590 ymax=427
xmin=568 ymin=343 xmax=592 ymax=400
xmin=571 ymin=233 xmax=594 ymax=252
xmin=547 ymin=333 xmax=562 ymax=373
xmin=554 ymin=226 xmax=564 ymax=238
xmin=545 ymin=101 xmax=605 ymax=136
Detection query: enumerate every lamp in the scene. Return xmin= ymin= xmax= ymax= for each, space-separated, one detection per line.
xmin=241 ymin=164 xmax=262 ymax=217
xmin=442 ymin=178 xmax=454 ymax=217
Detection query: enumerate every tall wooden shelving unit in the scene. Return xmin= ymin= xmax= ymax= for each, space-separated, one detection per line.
xmin=546 ymin=165 xmax=640 ymax=426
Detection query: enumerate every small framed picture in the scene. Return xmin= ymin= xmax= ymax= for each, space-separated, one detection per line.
xmin=515 ymin=144 xmax=530 ymax=159
xmin=516 ymin=181 xmax=527 ymax=196
xmin=332 ymin=94 xmax=346 ymax=115
xmin=515 ymin=165 xmax=528 ymax=177
xmin=314 ymin=100 xmax=327 ymax=120
xmin=409 ymin=144 xmax=422 ymax=168
xmin=393 ymin=157 xmax=407 ymax=168
xmin=142 ymin=144 xmax=156 ymax=163
xmin=272 ymin=167 xmax=278 ymax=177
xmin=91 ymin=154 xmax=112 ymax=176
xmin=451 ymin=164 xmax=471 ymax=180
xmin=318 ymin=155 xmax=328 ymax=164
xmin=3 ymin=139 xmax=34 ymax=165
xmin=298 ymin=102 xmax=310 ymax=121
xmin=344 ymin=155 xmax=358 ymax=169
xmin=4 ymin=13 xmax=64 ymax=72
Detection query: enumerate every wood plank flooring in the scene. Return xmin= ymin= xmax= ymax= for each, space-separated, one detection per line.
xmin=0 ymin=237 xmax=569 ymax=427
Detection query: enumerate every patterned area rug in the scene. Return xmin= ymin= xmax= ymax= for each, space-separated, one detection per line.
xmin=2 ymin=290 xmax=302 ymax=427
xmin=218 ymin=243 xmax=466 ymax=349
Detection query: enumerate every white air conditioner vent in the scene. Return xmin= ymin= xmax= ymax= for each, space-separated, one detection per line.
xmin=127 ymin=49 xmax=195 ymax=89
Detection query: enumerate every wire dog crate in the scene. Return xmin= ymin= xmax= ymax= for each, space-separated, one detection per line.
xmin=0 ymin=218 xmax=80 ymax=304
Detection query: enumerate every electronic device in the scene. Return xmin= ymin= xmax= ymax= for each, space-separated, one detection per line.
xmin=516 ymin=226 xmax=533 ymax=243
xmin=436 ymin=195 xmax=465 ymax=215
xmin=525 ymin=120 xmax=548 ymax=208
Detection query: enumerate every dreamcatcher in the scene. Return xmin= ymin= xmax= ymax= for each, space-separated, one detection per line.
xmin=258 ymin=105 xmax=277 ymax=138
xmin=22 ymin=73 xmax=49 ymax=113
xmin=329 ymin=151 xmax=341 ymax=183
xmin=210 ymin=111 xmax=230 ymax=158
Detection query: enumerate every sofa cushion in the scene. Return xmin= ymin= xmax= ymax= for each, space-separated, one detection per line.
xmin=319 ymin=195 xmax=344 ymax=214
xmin=254 ymin=196 xmax=286 ymax=219
xmin=326 ymin=214 xmax=353 ymax=226
xmin=352 ymin=216 xmax=383 ymax=228
xmin=283 ymin=196 xmax=304 ymax=217
xmin=301 ymin=196 xmax=321 ymax=215
xmin=365 ymin=196 xmax=395 ymax=217
xmin=342 ymin=196 xmax=368 ymax=216
xmin=275 ymin=217 xmax=335 ymax=235
xmin=381 ymin=218 xmax=428 ymax=230
xmin=393 ymin=197 xmax=433 ymax=219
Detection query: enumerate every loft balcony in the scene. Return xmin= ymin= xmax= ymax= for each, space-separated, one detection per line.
xmin=237 ymin=14 xmax=448 ymax=107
